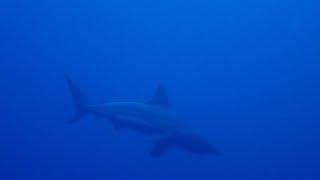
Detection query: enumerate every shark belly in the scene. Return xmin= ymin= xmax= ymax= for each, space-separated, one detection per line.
xmin=92 ymin=102 xmax=182 ymax=135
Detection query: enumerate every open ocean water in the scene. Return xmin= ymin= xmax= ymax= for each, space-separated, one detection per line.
xmin=0 ymin=0 xmax=320 ymax=179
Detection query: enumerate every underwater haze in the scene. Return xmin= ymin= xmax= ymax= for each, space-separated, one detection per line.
xmin=1 ymin=0 xmax=320 ymax=179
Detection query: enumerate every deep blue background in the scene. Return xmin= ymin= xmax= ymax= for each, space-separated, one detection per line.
xmin=1 ymin=0 xmax=320 ymax=179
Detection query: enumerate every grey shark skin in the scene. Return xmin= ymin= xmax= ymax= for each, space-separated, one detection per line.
xmin=151 ymin=133 xmax=222 ymax=157
xmin=97 ymin=113 xmax=163 ymax=135
xmin=65 ymin=76 xmax=221 ymax=157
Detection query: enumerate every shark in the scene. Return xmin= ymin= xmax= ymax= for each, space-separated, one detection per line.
xmin=66 ymin=76 xmax=222 ymax=157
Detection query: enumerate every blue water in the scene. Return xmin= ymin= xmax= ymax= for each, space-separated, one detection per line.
xmin=1 ymin=0 xmax=320 ymax=179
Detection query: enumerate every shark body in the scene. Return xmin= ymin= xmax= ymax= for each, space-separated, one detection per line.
xmin=66 ymin=76 xmax=221 ymax=157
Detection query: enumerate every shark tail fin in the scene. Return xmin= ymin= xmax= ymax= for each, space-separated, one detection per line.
xmin=150 ymin=138 xmax=174 ymax=157
xmin=65 ymin=75 xmax=89 ymax=123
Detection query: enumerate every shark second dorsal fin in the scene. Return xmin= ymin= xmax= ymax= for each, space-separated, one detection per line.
xmin=148 ymin=84 xmax=170 ymax=108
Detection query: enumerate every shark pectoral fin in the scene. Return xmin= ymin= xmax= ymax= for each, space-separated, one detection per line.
xmin=104 ymin=115 xmax=125 ymax=130
xmin=150 ymin=137 xmax=174 ymax=157
xmin=108 ymin=119 xmax=123 ymax=130
xmin=69 ymin=111 xmax=89 ymax=124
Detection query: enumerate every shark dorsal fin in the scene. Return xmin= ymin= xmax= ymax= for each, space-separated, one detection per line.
xmin=148 ymin=84 xmax=170 ymax=108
